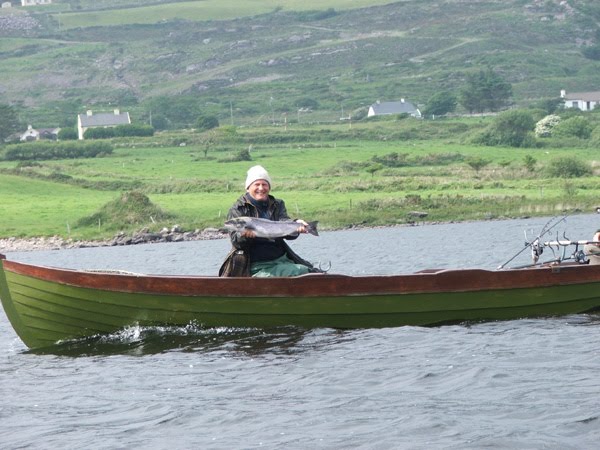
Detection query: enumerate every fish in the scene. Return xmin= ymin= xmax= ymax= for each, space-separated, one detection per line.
xmin=223 ymin=216 xmax=319 ymax=238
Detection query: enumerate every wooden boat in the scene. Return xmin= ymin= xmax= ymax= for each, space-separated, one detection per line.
xmin=2 ymin=252 xmax=600 ymax=350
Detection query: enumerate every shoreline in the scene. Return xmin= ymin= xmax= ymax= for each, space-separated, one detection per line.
xmin=1 ymin=212 xmax=590 ymax=254
xmin=0 ymin=227 xmax=228 ymax=254
xmin=0 ymin=221 xmax=427 ymax=254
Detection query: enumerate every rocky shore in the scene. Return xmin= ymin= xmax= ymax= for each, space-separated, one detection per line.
xmin=0 ymin=226 xmax=228 ymax=253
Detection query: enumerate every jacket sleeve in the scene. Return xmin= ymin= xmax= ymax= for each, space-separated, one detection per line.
xmin=227 ymin=200 xmax=252 ymax=250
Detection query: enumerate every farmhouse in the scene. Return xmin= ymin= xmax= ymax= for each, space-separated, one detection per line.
xmin=20 ymin=125 xmax=60 ymax=141
xmin=560 ymin=89 xmax=600 ymax=111
xmin=367 ymin=99 xmax=421 ymax=118
xmin=21 ymin=0 xmax=51 ymax=6
xmin=77 ymin=109 xmax=131 ymax=140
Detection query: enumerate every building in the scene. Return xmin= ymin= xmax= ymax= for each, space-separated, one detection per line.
xmin=77 ymin=109 xmax=131 ymax=140
xmin=20 ymin=125 xmax=60 ymax=141
xmin=21 ymin=0 xmax=52 ymax=6
xmin=560 ymin=89 xmax=600 ymax=111
xmin=367 ymin=99 xmax=421 ymax=118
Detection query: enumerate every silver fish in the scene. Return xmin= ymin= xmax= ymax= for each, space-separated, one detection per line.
xmin=223 ymin=217 xmax=318 ymax=238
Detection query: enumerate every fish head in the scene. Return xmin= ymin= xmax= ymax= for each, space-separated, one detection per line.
xmin=223 ymin=217 xmax=253 ymax=231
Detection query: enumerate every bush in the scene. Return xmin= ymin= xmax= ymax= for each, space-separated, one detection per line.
xmin=84 ymin=125 xmax=155 ymax=139
xmin=3 ymin=141 xmax=113 ymax=161
xmin=371 ymin=152 xmax=409 ymax=167
xmin=552 ymin=116 xmax=593 ymax=139
xmin=218 ymin=148 xmax=252 ymax=163
xmin=471 ymin=109 xmax=535 ymax=147
xmin=523 ymin=154 xmax=537 ymax=172
xmin=534 ymin=114 xmax=561 ymax=137
xmin=196 ymin=115 xmax=219 ymax=132
xmin=76 ymin=191 xmax=174 ymax=229
xmin=546 ymin=156 xmax=592 ymax=178
xmin=589 ymin=125 xmax=600 ymax=147
xmin=58 ymin=128 xmax=78 ymax=140
xmin=114 ymin=124 xmax=155 ymax=137
xmin=84 ymin=127 xmax=116 ymax=139
xmin=423 ymin=91 xmax=457 ymax=117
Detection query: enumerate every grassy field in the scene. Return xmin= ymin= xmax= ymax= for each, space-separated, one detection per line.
xmin=53 ymin=0 xmax=397 ymax=29
xmin=1 ymin=119 xmax=599 ymax=241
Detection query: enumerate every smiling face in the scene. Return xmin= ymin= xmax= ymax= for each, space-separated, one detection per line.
xmin=247 ymin=179 xmax=270 ymax=201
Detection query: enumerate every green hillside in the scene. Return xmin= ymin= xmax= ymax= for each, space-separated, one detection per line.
xmin=1 ymin=0 xmax=600 ymax=127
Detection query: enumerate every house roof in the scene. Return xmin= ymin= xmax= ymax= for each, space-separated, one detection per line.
xmin=78 ymin=112 xmax=130 ymax=127
xmin=369 ymin=100 xmax=419 ymax=115
xmin=37 ymin=127 xmax=60 ymax=134
xmin=563 ymin=91 xmax=600 ymax=101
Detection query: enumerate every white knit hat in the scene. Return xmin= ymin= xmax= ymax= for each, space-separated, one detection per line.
xmin=245 ymin=165 xmax=272 ymax=189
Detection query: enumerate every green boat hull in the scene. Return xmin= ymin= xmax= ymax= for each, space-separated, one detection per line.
xmin=2 ymin=257 xmax=600 ymax=349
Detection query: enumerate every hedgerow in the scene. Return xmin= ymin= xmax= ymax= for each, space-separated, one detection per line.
xmin=2 ymin=141 xmax=113 ymax=161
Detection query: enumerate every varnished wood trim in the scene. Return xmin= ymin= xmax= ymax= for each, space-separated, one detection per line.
xmin=4 ymin=258 xmax=600 ymax=298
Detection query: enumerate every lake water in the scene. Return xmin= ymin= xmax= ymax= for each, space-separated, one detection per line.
xmin=1 ymin=215 xmax=599 ymax=449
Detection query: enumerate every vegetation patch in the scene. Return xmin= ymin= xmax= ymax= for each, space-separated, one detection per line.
xmin=76 ymin=191 xmax=176 ymax=231
xmin=2 ymin=142 xmax=113 ymax=161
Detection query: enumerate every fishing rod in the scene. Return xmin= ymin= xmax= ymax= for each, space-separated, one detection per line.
xmin=497 ymin=214 xmax=569 ymax=269
xmin=505 ymin=240 xmax=600 ymax=269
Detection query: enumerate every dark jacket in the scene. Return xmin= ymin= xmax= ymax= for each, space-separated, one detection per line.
xmin=219 ymin=194 xmax=314 ymax=277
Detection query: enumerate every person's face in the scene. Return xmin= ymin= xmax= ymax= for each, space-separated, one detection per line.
xmin=247 ymin=179 xmax=270 ymax=201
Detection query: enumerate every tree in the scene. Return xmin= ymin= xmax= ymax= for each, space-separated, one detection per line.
xmin=582 ymin=44 xmax=600 ymax=61
xmin=466 ymin=156 xmax=490 ymax=174
xmin=196 ymin=114 xmax=219 ymax=132
xmin=459 ymin=68 xmax=512 ymax=113
xmin=422 ymin=91 xmax=457 ymax=117
xmin=0 ymin=103 xmax=21 ymax=142
xmin=474 ymin=109 xmax=535 ymax=147
xmin=199 ymin=130 xmax=217 ymax=158
xmin=535 ymin=98 xmax=563 ymax=115
xmin=145 ymin=95 xmax=206 ymax=129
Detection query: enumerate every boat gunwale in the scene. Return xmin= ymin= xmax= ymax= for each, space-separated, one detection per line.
xmin=3 ymin=257 xmax=600 ymax=298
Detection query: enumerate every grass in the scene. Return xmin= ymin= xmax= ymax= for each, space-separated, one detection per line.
xmin=1 ymin=119 xmax=600 ymax=241
xmin=53 ymin=0 xmax=396 ymax=29
xmin=0 ymin=174 xmax=114 ymax=237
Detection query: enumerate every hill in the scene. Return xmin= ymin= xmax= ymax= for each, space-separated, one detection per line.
xmin=1 ymin=0 xmax=600 ymax=127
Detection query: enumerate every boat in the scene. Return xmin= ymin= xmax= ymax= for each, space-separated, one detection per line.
xmin=2 ymin=247 xmax=600 ymax=350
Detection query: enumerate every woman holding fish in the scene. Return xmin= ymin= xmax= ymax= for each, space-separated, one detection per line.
xmin=219 ymin=165 xmax=319 ymax=277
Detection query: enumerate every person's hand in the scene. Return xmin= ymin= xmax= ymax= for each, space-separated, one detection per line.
xmin=240 ymin=229 xmax=256 ymax=238
xmin=295 ymin=219 xmax=308 ymax=233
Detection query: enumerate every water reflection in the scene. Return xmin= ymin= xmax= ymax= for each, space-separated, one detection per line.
xmin=27 ymin=325 xmax=343 ymax=358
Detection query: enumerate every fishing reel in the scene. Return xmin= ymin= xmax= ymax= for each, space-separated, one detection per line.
xmin=573 ymin=249 xmax=588 ymax=264
xmin=530 ymin=238 xmax=543 ymax=264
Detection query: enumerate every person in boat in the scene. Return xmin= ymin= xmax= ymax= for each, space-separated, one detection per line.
xmin=219 ymin=165 xmax=316 ymax=277
xmin=584 ymin=229 xmax=600 ymax=265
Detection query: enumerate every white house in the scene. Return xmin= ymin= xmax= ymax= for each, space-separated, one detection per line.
xmin=77 ymin=109 xmax=131 ymax=140
xmin=560 ymin=89 xmax=600 ymax=111
xmin=1 ymin=2 xmax=12 ymax=8
xmin=367 ymin=99 xmax=421 ymax=118
xmin=20 ymin=125 xmax=39 ymax=141
xmin=20 ymin=125 xmax=60 ymax=141
xmin=21 ymin=0 xmax=52 ymax=6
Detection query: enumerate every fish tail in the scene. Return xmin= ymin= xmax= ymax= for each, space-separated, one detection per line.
xmin=307 ymin=221 xmax=319 ymax=236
